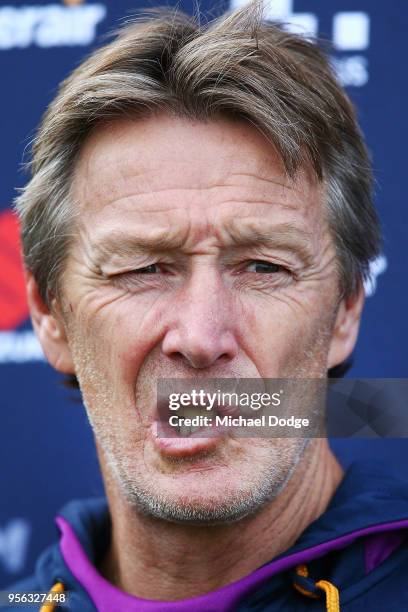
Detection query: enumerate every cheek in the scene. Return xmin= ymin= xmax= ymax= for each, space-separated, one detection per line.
xmin=241 ymin=289 xmax=335 ymax=376
xmin=71 ymin=290 xmax=170 ymax=389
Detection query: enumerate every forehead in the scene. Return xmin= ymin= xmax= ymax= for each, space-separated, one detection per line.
xmin=71 ymin=113 xmax=323 ymax=233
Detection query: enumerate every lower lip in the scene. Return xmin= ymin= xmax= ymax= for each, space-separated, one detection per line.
xmin=151 ymin=422 xmax=224 ymax=457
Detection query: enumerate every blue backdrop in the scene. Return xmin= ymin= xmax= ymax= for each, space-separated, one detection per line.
xmin=0 ymin=0 xmax=407 ymax=587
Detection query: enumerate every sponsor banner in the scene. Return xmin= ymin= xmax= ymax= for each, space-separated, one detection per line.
xmin=0 ymin=2 xmax=107 ymax=49
xmin=230 ymin=0 xmax=371 ymax=86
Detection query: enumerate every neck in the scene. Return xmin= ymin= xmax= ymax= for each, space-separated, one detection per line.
xmin=99 ymin=440 xmax=342 ymax=601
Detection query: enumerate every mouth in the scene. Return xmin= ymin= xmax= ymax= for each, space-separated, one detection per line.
xmin=151 ymin=400 xmax=238 ymax=458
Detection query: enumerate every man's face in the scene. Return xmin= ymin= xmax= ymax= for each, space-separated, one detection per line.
xmin=58 ymin=114 xmax=342 ymax=523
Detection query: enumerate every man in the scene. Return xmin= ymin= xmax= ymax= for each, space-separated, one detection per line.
xmin=8 ymin=2 xmax=408 ymax=610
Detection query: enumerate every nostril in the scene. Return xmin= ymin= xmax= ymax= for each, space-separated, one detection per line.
xmin=214 ymin=352 xmax=233 ymax=365
xmin=162 ymin=327 xmax=239 ymax=370
xmin=165 ymin=348 xmax=233 ymax=370
xmin=184 ymin=347 xmax=234 ymax=370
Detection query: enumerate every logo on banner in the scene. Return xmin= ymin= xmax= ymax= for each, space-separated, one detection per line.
xmin=365 ymin=254 xmax=387 ymax=298
xmin=230 ymin=0 xmax=370 ymax=87
xmin=0 ymin=519 xmax=31 ymax=574
xmin=0 ymin=1 xmax=107 ymax=50
xmin=0 ymin=210 xmax=44 ymax=363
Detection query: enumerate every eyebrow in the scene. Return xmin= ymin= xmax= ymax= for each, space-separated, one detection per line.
xmin=227 ymin=222 xmax=315 ymax=266
xmin=92 ymin=229 xmax=186 ymax=260
xmin=92 ymin=222 xmax=315 ymax=267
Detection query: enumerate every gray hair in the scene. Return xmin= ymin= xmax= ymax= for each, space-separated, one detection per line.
xmin=14 ymin=1 xmax=381 ymax=307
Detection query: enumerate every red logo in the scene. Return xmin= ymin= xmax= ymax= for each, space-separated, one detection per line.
xmin=0 ymin=209 xmax=29 ymax=330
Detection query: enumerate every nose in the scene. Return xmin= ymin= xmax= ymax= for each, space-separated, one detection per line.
xmin=161 ymin=269 xmax=239 ymax=370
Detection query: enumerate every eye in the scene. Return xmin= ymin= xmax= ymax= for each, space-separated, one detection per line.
xmin=246 ymin=260 xmax=285 ymax=273
xmin=132 ymin=264 xmax=159 ymax=274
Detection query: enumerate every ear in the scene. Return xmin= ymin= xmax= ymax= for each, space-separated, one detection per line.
xmin=327 ymin=283 xmax=365 ymax=369
xmin=26 ymin=270 xmax=75 ymax=374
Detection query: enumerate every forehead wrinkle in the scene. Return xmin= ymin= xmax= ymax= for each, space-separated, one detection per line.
xmin=90 ymin=226 xmax=191 ymax=264
xmin=87 ymin=214 xmax=320 ymax=268
xmin=79 ymin=179 xmax=298 ymax=214
xmin=75 ymin=146 xmax=301 ymax=212
xmin=223 ymin=171 xmax=295 ymax=192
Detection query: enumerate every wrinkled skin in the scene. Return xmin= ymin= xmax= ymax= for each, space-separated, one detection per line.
xmin=29 ymin=114 xmax=363 ymax=525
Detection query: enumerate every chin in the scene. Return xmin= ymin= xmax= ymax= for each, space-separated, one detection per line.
xmin=131 ymin=492 xmax=269 ymax=525
xmin=120 ymin=470 xmax=285 ymax=526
